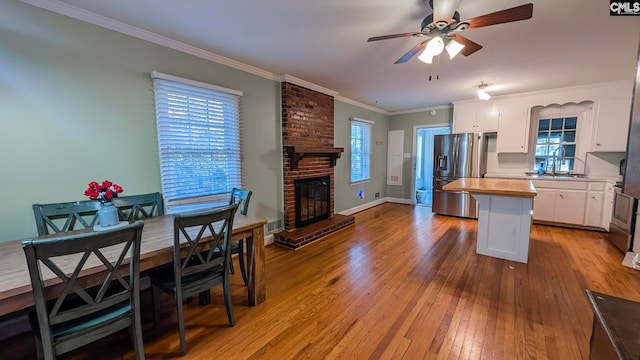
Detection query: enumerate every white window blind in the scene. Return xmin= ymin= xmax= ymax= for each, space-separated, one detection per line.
xmin=151 ymin=72 xmax=243 ymax=212
xmin=350 ymin=118 xmax=372 ymax=183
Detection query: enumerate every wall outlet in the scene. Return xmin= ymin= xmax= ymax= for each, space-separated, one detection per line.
xmin=375 ymin=192 xmax=380 ymax=198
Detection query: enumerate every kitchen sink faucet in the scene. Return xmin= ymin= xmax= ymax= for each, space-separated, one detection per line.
xmin=551 ymin=145 xmax=566 ymax=176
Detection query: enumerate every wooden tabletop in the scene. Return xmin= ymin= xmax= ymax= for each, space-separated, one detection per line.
xmin=443 ymin=178 xmax=537 ymax=198
xmin=0 ymin=214 xmax=267 ymax=318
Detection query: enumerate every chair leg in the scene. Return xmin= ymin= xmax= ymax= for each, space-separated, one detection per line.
xmin=151 ymin=285 xmax=160 ymax=330
xmin=176 ymin=292 xmax=187 ymax=356
xmin=130 ymin=305 xmax=145 ymax=359
xmin=238 ymin=239 xmax=248 ymax=286
xmin=222 ymin=275 xmax=235 ymax=327
xmin=198 ymin=290 xmax=211 ymax=305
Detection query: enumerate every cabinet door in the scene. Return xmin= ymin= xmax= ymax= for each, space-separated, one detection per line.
xmin=585 ymin=192 xmax=604 ymax=227
xmin=602 ymin=184 xmax=614 ymax=231
xmin=496 ymin=99 xmax=530 ymax=153
xmin=593 ymin=97 xmax=632 ymax=152
xmin=453 ymin=103 xmax=477 ymax=133
xmin=554 ymin=190 xmax=586 ymax=225
xmin=533 ymin=189 xmax=555 ymax=221
xmin=475 ymin=106 xmax=500 ymax=132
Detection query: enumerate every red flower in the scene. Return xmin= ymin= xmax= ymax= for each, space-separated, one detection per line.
xmin=84 ymin=180 xmax=124 ymax=203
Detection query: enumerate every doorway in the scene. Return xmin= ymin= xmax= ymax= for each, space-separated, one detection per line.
xmin=413 ymin=125 xmax=451 ymax=206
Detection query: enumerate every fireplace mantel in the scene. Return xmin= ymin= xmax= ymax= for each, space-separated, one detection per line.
xmin=285 ymin=146 xmax=344 ymax=170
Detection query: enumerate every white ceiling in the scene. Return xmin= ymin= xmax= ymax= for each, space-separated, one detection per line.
xmin=26 ymin=0 xmax=640 ymax=113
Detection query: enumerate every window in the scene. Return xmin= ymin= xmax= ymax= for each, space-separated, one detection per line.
xmin=350 ymin=118 xmax=372 ymax=183
xmin=151 ymin=72 xmax=242 ymax=213
xmin=534 ymin=116 xmax=578 ymax=172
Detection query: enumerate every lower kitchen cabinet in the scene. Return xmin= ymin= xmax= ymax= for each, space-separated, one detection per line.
xmin=585 ymin=192 xmax=604 ymax=227
xmin=533 ymin=188 xmax=586 ymax=224
xmin=531 ymin=179 xmax=610 ymax=228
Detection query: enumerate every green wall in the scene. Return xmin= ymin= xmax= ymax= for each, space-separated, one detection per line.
xmin=334 ymin=101 xmax=389 ymax=211
xmin=386 ymin=108 xmax=453 ymax=200
xmin=0 ymin=2 xmax=285 ymax=241
xmin=0 ymin=1 xmax=396 ymax=242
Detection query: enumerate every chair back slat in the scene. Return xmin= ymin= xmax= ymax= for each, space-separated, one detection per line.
xmin=113 ymin=192 xmax=164 ymax=221
xmin=172 ymin=204 xmax=238 ymax=293
xmin=33 ymin=201 xmax=102 ymax=235
xmin=229 ymin=188 xmax=252 ymax=216
xmin=22 ymin=221 xmax=145 ymax=357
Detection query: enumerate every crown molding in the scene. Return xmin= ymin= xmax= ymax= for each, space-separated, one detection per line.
xmin=20 ymin=0 xmax=280 ymax=81
xmin=279 ymin=74 xmax=339 ymax=97
xmin=334 ymin=95 xmax=389 ymax=115
xmin=388 ymin=104 xmax=452 ymax=116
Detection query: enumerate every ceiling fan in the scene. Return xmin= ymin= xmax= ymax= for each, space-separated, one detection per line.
xmin=367 ymin=0 xmax=533 ymax=64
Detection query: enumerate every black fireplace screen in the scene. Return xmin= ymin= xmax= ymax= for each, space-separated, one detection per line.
xmin=295 ymin=176 xmax=330 ymax=228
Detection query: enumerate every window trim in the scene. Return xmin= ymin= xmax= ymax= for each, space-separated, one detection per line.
xmin=350 ymin=117 xmax=373 ymax=183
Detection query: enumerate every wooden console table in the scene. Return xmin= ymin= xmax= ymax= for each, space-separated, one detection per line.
xmin=586 ymin=290 xmax=640 ymax=359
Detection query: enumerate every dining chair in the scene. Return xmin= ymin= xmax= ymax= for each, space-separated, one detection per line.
xmin=22 ymin=221 xmax=146 ymax=360
xmin=32 ymin=200 xmax=101 ymax=235
xmin=148 ymin=204 xmax=238 ymax=356
xmin=229 ymin=188 xmax=253 ymax=286
xmin=112 ymin=192 xmax=164 ymax=221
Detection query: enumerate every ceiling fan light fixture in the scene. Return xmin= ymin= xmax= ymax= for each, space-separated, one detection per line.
xmin=418 ymin=52 xmax=434 ymax=64
xmin=445 ymin=39 xmax=465 ymax=59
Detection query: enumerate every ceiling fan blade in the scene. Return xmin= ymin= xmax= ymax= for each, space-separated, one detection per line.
xmin=394 ymin=41 xmax=428 ymax=64
xmin=367 ymin=32 xmax=423 ymax=42
xmin=461 ymin=3 xmax=533 ymax=30
xmin=433 ymin=0 xmax=462 ymax=24
xmin=452 ymin=34 xmax=482 ymax=56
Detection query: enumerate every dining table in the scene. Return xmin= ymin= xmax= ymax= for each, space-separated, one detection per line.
xmin=0 ymin=213 xmax=267 ymax=318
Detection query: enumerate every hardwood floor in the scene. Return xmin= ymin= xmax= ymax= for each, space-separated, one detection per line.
xmin=4 ymin=202 xmax=640 ymax=359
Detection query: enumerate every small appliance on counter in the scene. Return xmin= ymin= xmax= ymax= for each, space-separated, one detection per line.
xmin=432 ymin=132 xmax=490 ymax=219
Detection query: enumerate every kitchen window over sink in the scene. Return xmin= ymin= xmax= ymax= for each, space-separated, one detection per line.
xmin=534 ymin=116 xmax=578 ymax=172
xmin=530 ymin=102 xmax=592 ymax=174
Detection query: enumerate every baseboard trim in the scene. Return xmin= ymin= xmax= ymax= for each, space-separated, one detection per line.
xmin=339 ymin=198 xmax=386 ymax=215
xmin=384 ymin=197 xmax=413 ymax=205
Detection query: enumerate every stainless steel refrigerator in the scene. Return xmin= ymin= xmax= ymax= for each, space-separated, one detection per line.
xmin=432 ymin=132 xmax=489 ymax=219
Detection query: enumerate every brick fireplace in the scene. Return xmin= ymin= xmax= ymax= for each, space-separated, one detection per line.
xmin=274 ymin=82 xmax=355 ymax=249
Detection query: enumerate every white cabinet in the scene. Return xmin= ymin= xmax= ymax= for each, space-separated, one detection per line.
xmin=602 ymin=182 xmax=615 ymax=231
xmin=531 ymin=180 xmax=588 ymax=226
xmin=555 ymin=191 xmax=587 ymax=224
xmin=585 ymin=182 xmax=605 ymax=228
xmin=533 ymin=189 xmax=586 ymax=224
xmin=452 ymin=101 xmax=499 ymax=133
xmin=495 ymin=98 xmax=530 ymax=153
xmin=585 ymin=192 xmax=604 ymax=227
xmin=532 ymin=189 xmax=555 ymax=222
xmin=592 ymin=97 xmax=632 ymax=152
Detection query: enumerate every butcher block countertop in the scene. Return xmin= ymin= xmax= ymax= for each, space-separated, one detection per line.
xmin=443 ymin=178 xmax=537 ymax=198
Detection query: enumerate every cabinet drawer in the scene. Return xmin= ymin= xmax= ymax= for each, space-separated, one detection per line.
xmin=589 ymin=182 xmax=605 ymax=191
xmin=532 ymin=180 xmax=588 ymax=190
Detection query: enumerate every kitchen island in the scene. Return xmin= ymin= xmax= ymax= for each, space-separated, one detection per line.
xmin=443 ymin=178 xmax=537 ymax=263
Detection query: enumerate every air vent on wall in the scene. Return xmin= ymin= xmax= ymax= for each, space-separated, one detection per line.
xmin=267 ymin=219 xmax=283 ymax=233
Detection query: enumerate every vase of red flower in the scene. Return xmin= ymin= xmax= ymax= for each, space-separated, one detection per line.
xmin=84 ymin=180 xmax=124 ymax=227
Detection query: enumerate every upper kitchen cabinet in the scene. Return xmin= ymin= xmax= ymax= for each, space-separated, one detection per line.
xmin=452 ymin=101 xmax=499 ymax=133
xmin=591 ymin=97 xmax=632 ymax=152
xmin=495 ymin=98 xmax=530 ymax=153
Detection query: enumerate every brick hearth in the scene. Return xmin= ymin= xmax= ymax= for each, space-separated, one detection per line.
xmin=274 ymin=214 xmax=354 ymax=249
xmin=276 ymin=82 xmax=355 ymax=249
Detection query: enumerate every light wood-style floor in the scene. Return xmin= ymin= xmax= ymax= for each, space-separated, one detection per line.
xmin=6 ymin=202 xmax=640 ymax=359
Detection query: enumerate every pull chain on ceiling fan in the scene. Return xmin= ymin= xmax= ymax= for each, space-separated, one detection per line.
xmin=367 ymin=0 xmax=533 ymax=64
